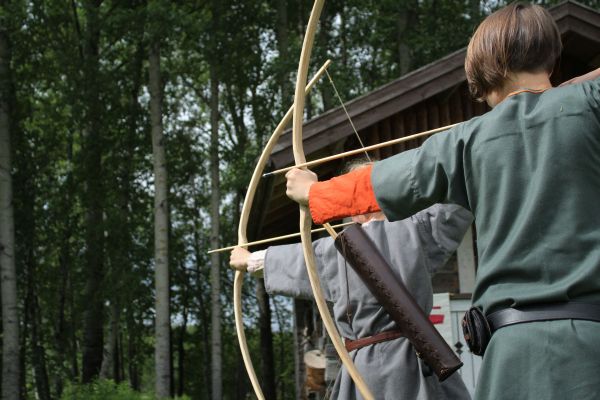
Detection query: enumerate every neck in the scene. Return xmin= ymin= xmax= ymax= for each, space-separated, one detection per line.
xmin=487 ymin=71 xmax=552 ymax=107
xmin=504 ymin=71 xmax=552 ymax=93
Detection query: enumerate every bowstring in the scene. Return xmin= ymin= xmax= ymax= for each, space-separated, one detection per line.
xmin=325 ymin=69 xmax=372 ymax=162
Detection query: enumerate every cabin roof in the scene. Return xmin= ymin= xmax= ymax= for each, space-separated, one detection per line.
xmin=250 ymin=1 xmax=600 ymax=242
xmin=269 ymin=0 xmax=600 ymax=169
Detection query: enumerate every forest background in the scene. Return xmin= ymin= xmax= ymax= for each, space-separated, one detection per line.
xmin=0 ymin=0 xmax=598 ymax=399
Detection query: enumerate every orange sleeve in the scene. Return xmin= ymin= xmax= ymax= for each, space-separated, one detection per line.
xmin=308 ymin=165 xmax=381 ymax=225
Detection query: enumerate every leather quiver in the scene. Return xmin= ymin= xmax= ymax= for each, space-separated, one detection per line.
xmin=334 ymin=223 xmax=463 ymax=381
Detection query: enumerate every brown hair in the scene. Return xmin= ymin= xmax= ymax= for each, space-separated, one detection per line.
xmin=465 ymin=2 xmax=562 ymax=101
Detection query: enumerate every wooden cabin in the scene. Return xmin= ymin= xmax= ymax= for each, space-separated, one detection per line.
xmin=249 ymin=2 xmax=600 ymax=397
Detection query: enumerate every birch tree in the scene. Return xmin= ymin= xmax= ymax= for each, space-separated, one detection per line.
xmin=149 ymin=30 xmax=171 ymax=399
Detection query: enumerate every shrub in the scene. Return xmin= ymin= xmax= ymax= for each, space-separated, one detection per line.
xmin=60 ymin=380 xmax=190 ymax=400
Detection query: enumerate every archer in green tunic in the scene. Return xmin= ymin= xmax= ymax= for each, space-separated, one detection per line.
xmin=284 ymin=3 xmax=600 ymax=399
xmin=370 ymin=76 xmax=600 ymax=400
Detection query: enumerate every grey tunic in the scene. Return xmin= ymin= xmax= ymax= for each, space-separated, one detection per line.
xmin=264 ymin=204 xmax=473 ymax=400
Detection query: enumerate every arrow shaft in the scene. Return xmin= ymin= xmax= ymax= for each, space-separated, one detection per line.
xmin=209 ymin=221 xmax=353 ymax=254
xmin=264 ymin=122 xmax=459 ymax=177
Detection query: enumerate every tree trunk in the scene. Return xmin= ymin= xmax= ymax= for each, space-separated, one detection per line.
xmin=55 ymin=184 xmax=72 ymax=394
xmin=22 ymin=193 xmax=50 ymax=400
xmin=177 ymin=309 xmax=188 ymax=397
xmin=0 ymin=15 xmax=20 ymax=400
xmin=293 ymin=300 xmax=312 ymax=400
xmin=256 ymin=279 xmax=276 ymax=400
xmin=149 ymin=38 xmax=171 ymax=399
xmin=126 ymin=308 xmax=140 ymax=391
xmin=70 ymin=284 xmax=79 ymax=380
xmin=19 ymin=293 xmax=27 ymax=399
xmin=81 ymin=0 xmax=105 ymax=382
xmin=340 ymin=6 xmax=348 ymax=70
xmin=100 ymin=301 xmax=120 ymax=380
xmin=68 ymin=248 xmax=80 ymax=382
xmin=317 ymin=9 xmax=335 ymax=111
xmin=118 ymin=332 xmax=125 ymax=382
xmin=235 ymin=353 xmax=248 ymax=400
xmin=121 ymin=35 xmax=144 ymax=389
xmin=27 ymin=276 xmax=51 ymax=400
xmin=276 ymin=0 xmax=291 ymax=104
xmin=193 ymin=228 xmax=211 ymax=397
xmin=209 ymin=1 xmax=222 ymax=398
xmin=209 ymin=53 xmax=222 ymax=400
xmin=101 ymin=35 xmax=143 ymax=386
xmin=397 ymin=6 xmax=412 ymax=76
xmin=52 ymin=129 xmax=76 ymax=397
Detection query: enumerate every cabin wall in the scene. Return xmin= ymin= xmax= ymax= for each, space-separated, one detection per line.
xmin=340 ymin=82 xmax=489 ymax=294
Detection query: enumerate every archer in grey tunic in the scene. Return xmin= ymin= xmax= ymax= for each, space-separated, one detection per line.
xmin=264 ymin=204 xmax=473 ymax=400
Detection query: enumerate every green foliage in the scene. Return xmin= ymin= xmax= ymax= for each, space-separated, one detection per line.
xmin=60 ymin=380 xmax=191 ymax=400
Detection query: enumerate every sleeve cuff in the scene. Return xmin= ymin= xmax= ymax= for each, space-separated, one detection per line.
xmin=247 ymin=250 xmax=266 ymax=274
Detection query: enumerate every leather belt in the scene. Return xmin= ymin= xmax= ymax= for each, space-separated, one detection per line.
xmin=487 ymin=302 xmax=600 ymax=332
xmin=344 ymin=329 xmax=404 ymax=352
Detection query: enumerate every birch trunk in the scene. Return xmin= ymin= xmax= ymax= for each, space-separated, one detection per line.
xmin=0 ymin=15 xmax=20 ymax=400
xmin=149 ymin=39 xmax=171 ymax=399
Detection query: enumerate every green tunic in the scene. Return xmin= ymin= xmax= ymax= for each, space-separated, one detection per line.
xmin=371 ymin=79 xmax=600 ymax=400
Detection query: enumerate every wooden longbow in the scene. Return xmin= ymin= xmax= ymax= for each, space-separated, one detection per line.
xmin=291 ymin=1 xmax=374 ymax=399
xmin=234 ymin=60 xmax=332 ymax=400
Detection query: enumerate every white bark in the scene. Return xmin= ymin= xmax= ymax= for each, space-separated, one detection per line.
xmin=149 ymin=40 xmax=171 ymax=399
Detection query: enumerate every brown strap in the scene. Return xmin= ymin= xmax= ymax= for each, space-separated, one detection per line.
xmin=344 ymin=330 xmax=404 ymax=352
